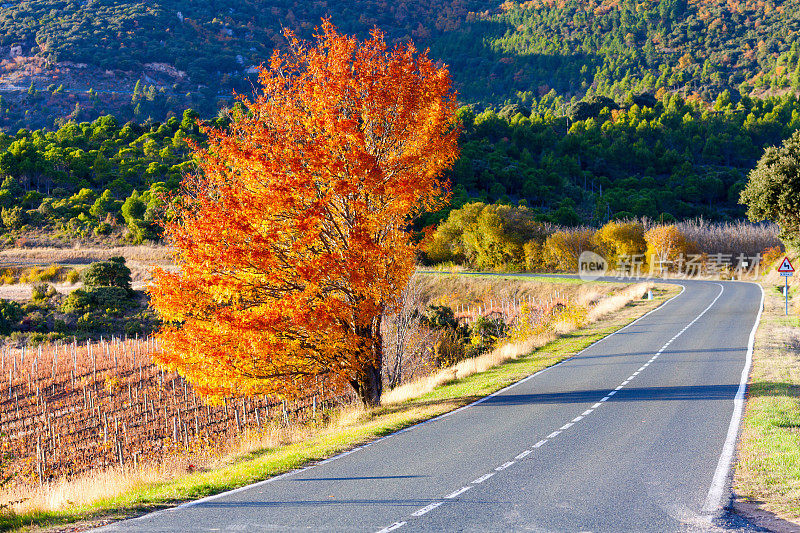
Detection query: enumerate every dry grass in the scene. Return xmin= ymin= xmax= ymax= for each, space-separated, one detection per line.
xmin=382 ymin=281 xmax=652 ymax=405
xmin=586 ymin=282 xmax=653 ymax=322
xmin=0 ymin=245 xmax=174 ymax=284
xmin=412 ymin=272 xmax=619 ymax=309
xmin=673 ymin=219 xmax=782 ymax=257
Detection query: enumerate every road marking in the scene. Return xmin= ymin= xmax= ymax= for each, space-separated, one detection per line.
xmin=560 ymin=423 xmax=573 ymax=430
xmin=515 ymin=450 xmax=532 ymax=460
xmin=547 ymin=431 xmax=561 ymax=438
xmin=600 ymin=396 xmax=610 ymax=402
xmin=376 ymin=522 xmax=406 ymax=533
xmin=411 ymin=502 xmax=443 ymax=517
xmin=496 ymin=461 xmax=515 ymax=471
xmin=572 ymin=416 xmax=584 ymax=422
xmin=704 ymin=283 xmax=763 ymax=514
xmin=534 ymin=439 xmax=547 ymax=448
xmin=592 ymin=402 xmax=603 ymax=408
xmin=607 ymin=390 xmax=617 ymax=396
xmin=472 ymin=473 xmax=494 ymax=484
xmin=445 ymin=486 xmax=472 ymax=499
xmin=621 ymin=380 xmax=630 ymax=385
xmin=638 ymin=366 xmax=647 ymax=371
xmin=582 ymin=409 xmax=594 ymax=416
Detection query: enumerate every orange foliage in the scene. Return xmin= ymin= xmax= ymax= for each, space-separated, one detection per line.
xmin=149 ymin=21 xmax=460 ymax=407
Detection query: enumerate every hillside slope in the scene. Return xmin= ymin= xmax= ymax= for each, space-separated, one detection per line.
xmin=1 ymin=0 xmax=799 ymax=129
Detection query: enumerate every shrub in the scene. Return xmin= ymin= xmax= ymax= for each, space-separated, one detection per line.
xmin=432 ymin=329 xmax=470 ymax=367
xmin=0 ymin=300 xmax=22 ymax=334
xmin=94 ymin=222 xmax=112 ymax=236
xmin=0 ymin=206 xmax=26 ymax=230
xmin=82 ymin=257 xmax=132 ymax=291
xmin=87 ymin=286 xmax=130 ymax=309
xmin=65 ymin=269 xmax=80 ymax=284
xmin=422 ymin=305 xmax=459 ymax=330
xmin=62 ymin=289 xmax=92 ymax=313
xmin=30 ymin=283 xmax=49 ymax=301
xmin=470 ymin=315 xmax=508 ymax=351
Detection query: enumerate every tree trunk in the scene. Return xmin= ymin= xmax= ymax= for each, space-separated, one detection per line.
xmin=350 ymin=314 xmax=384 ymax=407
xmin=350 ymin=363 xmax=382 ymax=408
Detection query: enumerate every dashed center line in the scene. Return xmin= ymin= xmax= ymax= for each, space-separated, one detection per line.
xmin=376 ymin=521 xmax=406 ymax=533
xmin=472 ymin=473 xmax=494 ymax=484
xmin=411 ymin=502 xmax=442 ymax=517
xmin=372 ymin=284 xmax=726 ymax=533
xmin=445 ymin=486 xmax=472 ymax=499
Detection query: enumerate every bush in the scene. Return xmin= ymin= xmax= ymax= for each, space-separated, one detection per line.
xmin=594 ymin=221 xmax=646 ymax=267
xmin=422 ymin=305 xmax=459 ymax=330
xmin=94 ymin=222 xmax=112 ymax=236
xmin=470 ymin=315 xmax=508 ymax=351
xmin=30 ymin=283 xmax=51 ymax=301
xmin=87 ymin=286 xmax=130 ymax=309
xmin=62 ymin=289 xmax=92 ymax=313
xmin=65 ymin=269 xmax=80 ymax=284
xmin=1 ymin=206 xmax=26 ymax=230
xmin=82 ymin=257 xmax=132 ymax=291
xmin=0 ymin=300 xmax=22 ymax=334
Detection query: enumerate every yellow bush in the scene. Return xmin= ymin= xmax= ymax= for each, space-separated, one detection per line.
xmin=644 ymin=225 xmax=694 ymax=274
xmin=594 ymin=220 xmax=646 ymax=267
xmin=543 ymin=228 xmax=595 ymax=271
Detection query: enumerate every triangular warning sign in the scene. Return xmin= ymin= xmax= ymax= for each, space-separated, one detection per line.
xmin=777 ymin=256 xmax=795 ymax=273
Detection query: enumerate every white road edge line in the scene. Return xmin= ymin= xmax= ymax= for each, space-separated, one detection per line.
xmin=703 ymin=282 xmax=764 ymax=514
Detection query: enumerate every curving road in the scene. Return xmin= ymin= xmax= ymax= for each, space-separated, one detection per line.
xmin=98 ymin=279 xmax=764 ymax=532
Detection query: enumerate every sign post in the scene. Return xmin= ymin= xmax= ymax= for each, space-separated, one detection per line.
xmin=777 ymin=257 xmax=795 ymax=315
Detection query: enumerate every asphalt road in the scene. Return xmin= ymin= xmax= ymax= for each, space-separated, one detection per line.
xmin=98 ymin=279 xmax=764 ymax=532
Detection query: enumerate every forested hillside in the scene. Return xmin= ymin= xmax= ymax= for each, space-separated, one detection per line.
xmin=1 ymin=0 xmax=800 ymax=129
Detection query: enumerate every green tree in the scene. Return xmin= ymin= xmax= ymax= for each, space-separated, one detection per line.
xmin=740 ymin=130 xmax=800 ymax=247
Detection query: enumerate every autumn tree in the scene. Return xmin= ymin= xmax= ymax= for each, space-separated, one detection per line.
xmin=594 ymin=220 xmax=646 ymax=268
xmin=644 ymin=225 xmax=694 ymax=274
xmin=149 ymin=21 xmax=459 ymax=407
xmin=543 ymin=228 xmax=596 ymax=271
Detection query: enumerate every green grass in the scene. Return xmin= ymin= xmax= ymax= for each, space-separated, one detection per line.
xmin=1 ymin=285 xmax=677 ymax=532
